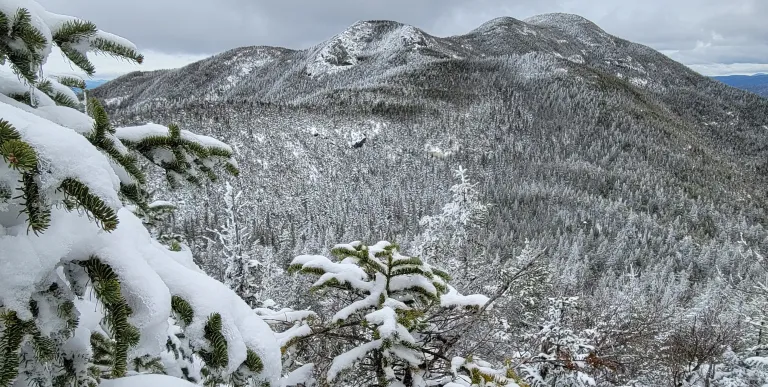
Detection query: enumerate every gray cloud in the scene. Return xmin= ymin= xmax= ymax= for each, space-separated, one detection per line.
xmin=37 ymin=0 xmax=768 ymax=74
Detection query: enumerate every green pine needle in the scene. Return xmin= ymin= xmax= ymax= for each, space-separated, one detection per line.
xmin=171 ymin=296 xmax=194 ymax=327
xmin=8 ymin=92 xmax=31 ymax=106
xmin=201 ymin=314 xmax=229 ymax=370
xmin=87 ymin=98 xmax=114 ymax=135
xmin=0 ymin=311 xmax=25 ymax=387
xmin=56 ymin=76 xmax=86 ymax=90
xmin=58 ymin=178 xmax=118 ymax=231
xmin=0 ymin=11 xmax=9 ymax=38
xmin=58 ymin=44 xmax=95 ymax=76
xmin=34 ymin=79 xmax=79 ymax=108
xmin=79 ymin=257 xmax=140 ymax=378
xmin=0 ymin=139 xmax=37 ymax=171
xmin=18 ymin=172 xmax=51 ymax=234
xmin=0 ymin=120 xmax=20 ymax=144
xmin=52 ymin=20 xmax=97 ymax=45
xmin=244 ymin=350 xmax=263 ymax=373
xmin=224 ymin=163 xmax=240 ymax=177
xmin=90 ymin=37 xmax=143 ymax=64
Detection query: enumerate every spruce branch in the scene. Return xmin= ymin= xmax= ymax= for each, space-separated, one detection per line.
xmin=200 ymin=313 xmax=229 ymax=371
xmin=55 ymin=76 xmax=86 ymax=90
xmin=79 ymin=257 xmax=140 ymax=378
xmin=0 ymin=311 xmax=25 ymax=387
xmin=58 ymin=178 xmax=119 ymax=231
xmin=171 ymin=296 xmax=194 ymax=327
xmin=18 ymin=172 xmax=51 ymax=234
xmin=90 ymin=37 xmax=143 ymax=64
xmin=58 ymin=45 xmax=94 ymax=76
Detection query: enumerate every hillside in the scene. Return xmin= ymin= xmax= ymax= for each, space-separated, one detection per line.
xmin=93 ymin=14 xmax=768 ymax=382
xmin=92 ymin=12 xmax=768 ymax=280
xmin=714 ymin=73 xmax=768 ymax=97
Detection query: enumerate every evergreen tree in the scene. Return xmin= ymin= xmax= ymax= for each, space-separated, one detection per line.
xmin=412 ymin=166 xmax=489 ymax=280
xmin=518 ymin=297 xmax=606 ymax=387
xmin=206 ymin=181 xmax=261 ymax=306
xmin=288 ymin=240 xmax=506 ymax=386
xmin=0 ymin=2 xmax=280 ymax=386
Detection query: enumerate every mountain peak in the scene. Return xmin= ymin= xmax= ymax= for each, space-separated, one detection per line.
xmin=305 ymin=19 xmax=432 ymax=77
xmin=524 ymin=13 xmax=609 ymax=45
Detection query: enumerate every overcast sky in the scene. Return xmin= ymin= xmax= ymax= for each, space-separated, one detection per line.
xmin=38 ymin=0 xmax=768 ymax=78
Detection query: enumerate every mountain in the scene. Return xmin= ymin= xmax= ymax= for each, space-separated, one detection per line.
xmin=713 ymin=73 xmax=768 ymax=97
xmin=93 ymin=15 xmax=768 ymax=378
xmin=85 ymin=79 xmax=109 ymax=89
xmin=93 ymin=13 xmax=768 ymax=381
xmin=93 ymin=12 xmax=768 ymax=270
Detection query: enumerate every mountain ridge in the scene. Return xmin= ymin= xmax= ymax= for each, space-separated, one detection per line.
xmin=96 ymin=12 xmax=711 ymax=108
xmin=92 ymin=13 xmax=768 ymax=321
xmin=713 ymin=73 xmax=768 ymax=97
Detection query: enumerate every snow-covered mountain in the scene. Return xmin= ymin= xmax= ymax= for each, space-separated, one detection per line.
xmin=94 ymin=13 xmax=702 ymax=108
xmin=93 ymin=13 xmax=768 ymax=324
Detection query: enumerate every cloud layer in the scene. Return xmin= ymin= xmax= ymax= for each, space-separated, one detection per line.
xmin=37 ymin=0 xmax=768 ymax=77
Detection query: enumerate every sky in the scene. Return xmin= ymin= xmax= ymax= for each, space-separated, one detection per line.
xmin=38 ymin=0 xmax=768 ymax=79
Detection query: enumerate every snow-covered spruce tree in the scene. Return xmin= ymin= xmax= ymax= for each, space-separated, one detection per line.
xmin=518 ymin=297 xmax=607 ymax=387
xmin=412 ymin=166 xmax=489 ymax=281
xmin=288 ymin=241 xmax=522 ymax=386
xmin=205 ymin=181 xmax=262 ymax=306
xmin=0 ymin=2 xmax=280 ymax=386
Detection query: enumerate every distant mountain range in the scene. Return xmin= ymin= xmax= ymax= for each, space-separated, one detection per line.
xmin=84 ymin=79 xmax=109 ymax=89
xmin=712 ymin=73 xmax=768 ymax=97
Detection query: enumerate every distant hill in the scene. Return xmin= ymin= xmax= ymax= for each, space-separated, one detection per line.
xmin=713 ymin=73 xmax=768 ymax=97
xmin=85 ymin=79 xmax=109 ymax=89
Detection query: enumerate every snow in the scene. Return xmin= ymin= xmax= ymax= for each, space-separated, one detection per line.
xmin=306 ymin=20 xmax=433 ymax=77
xmin=281 ymin=363 xmax=315 ymax=387
xmin=389 ymin=273 xmax=438 ymax=295
xmin=99 ymin=374 xmax=198 ymax=387
xmin=327 ymin=339 xmax=382 ymax=382
xmin=92 ymin=30 xmax=139 ymax=53
xmin=0 ymin=99 xmax=122 ymax=210
xmin=148 ymin=200 xmax=175 ymax=208
xmin=255 ymin=307 xmax=316 ymax=323
xmin=103 ymin=96 xmax=128 ymax=106
xmin=630 ymin=77 xmax=649 ymax=87
xmin=440 ymin=285 xmax=490 ymax=308
xmin=274 ymin=323 xmax=312 ymax=348
xmin=114 ymin=123 xmax=172 ymax=142
xmin=0 ymin=70 xmax=56 ymax=107
xmin=116 ymin=123 xmax=234 ymax=154
xmin=524 ymin=13 xmax=609 ymax=46
xmin=62 ymin=297 xmax=106 ymax=357
xmin=0 ymin=1 xmax=284 ymax=384
xmin=425 ymin=143 xmax=458 ymax=158
xmin=0 ymin=1 xmax=138 ymax=71
xmin=1 ymin=207 xmax=281 ymax=381
xmin=291 ymin=254 xmax=370 ymax=291
xmin=217 ymin=49 xmax=277 ymax=92
xmin=0 ymin=235 xmax=44 ymax=318
xmin=36 ymin=105 xmax=94 ymax=134
xmin=366 ymin=307 xmax=398 ymax=338
xmin=46 ymin=76 xmax=80 ymax=102
xmin=140 ymin=209 xmax=281 ymax=382
xmin=567 ymin=54 xmax=585 ymax=64
xmin=0 ymin=0 xmax=54 ymax=61
xmin=332 ymin=283 xmax=380 ymax=321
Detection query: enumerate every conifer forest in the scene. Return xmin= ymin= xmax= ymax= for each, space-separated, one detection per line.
xmin=2 ymin=1 xmax=768 ymax=386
